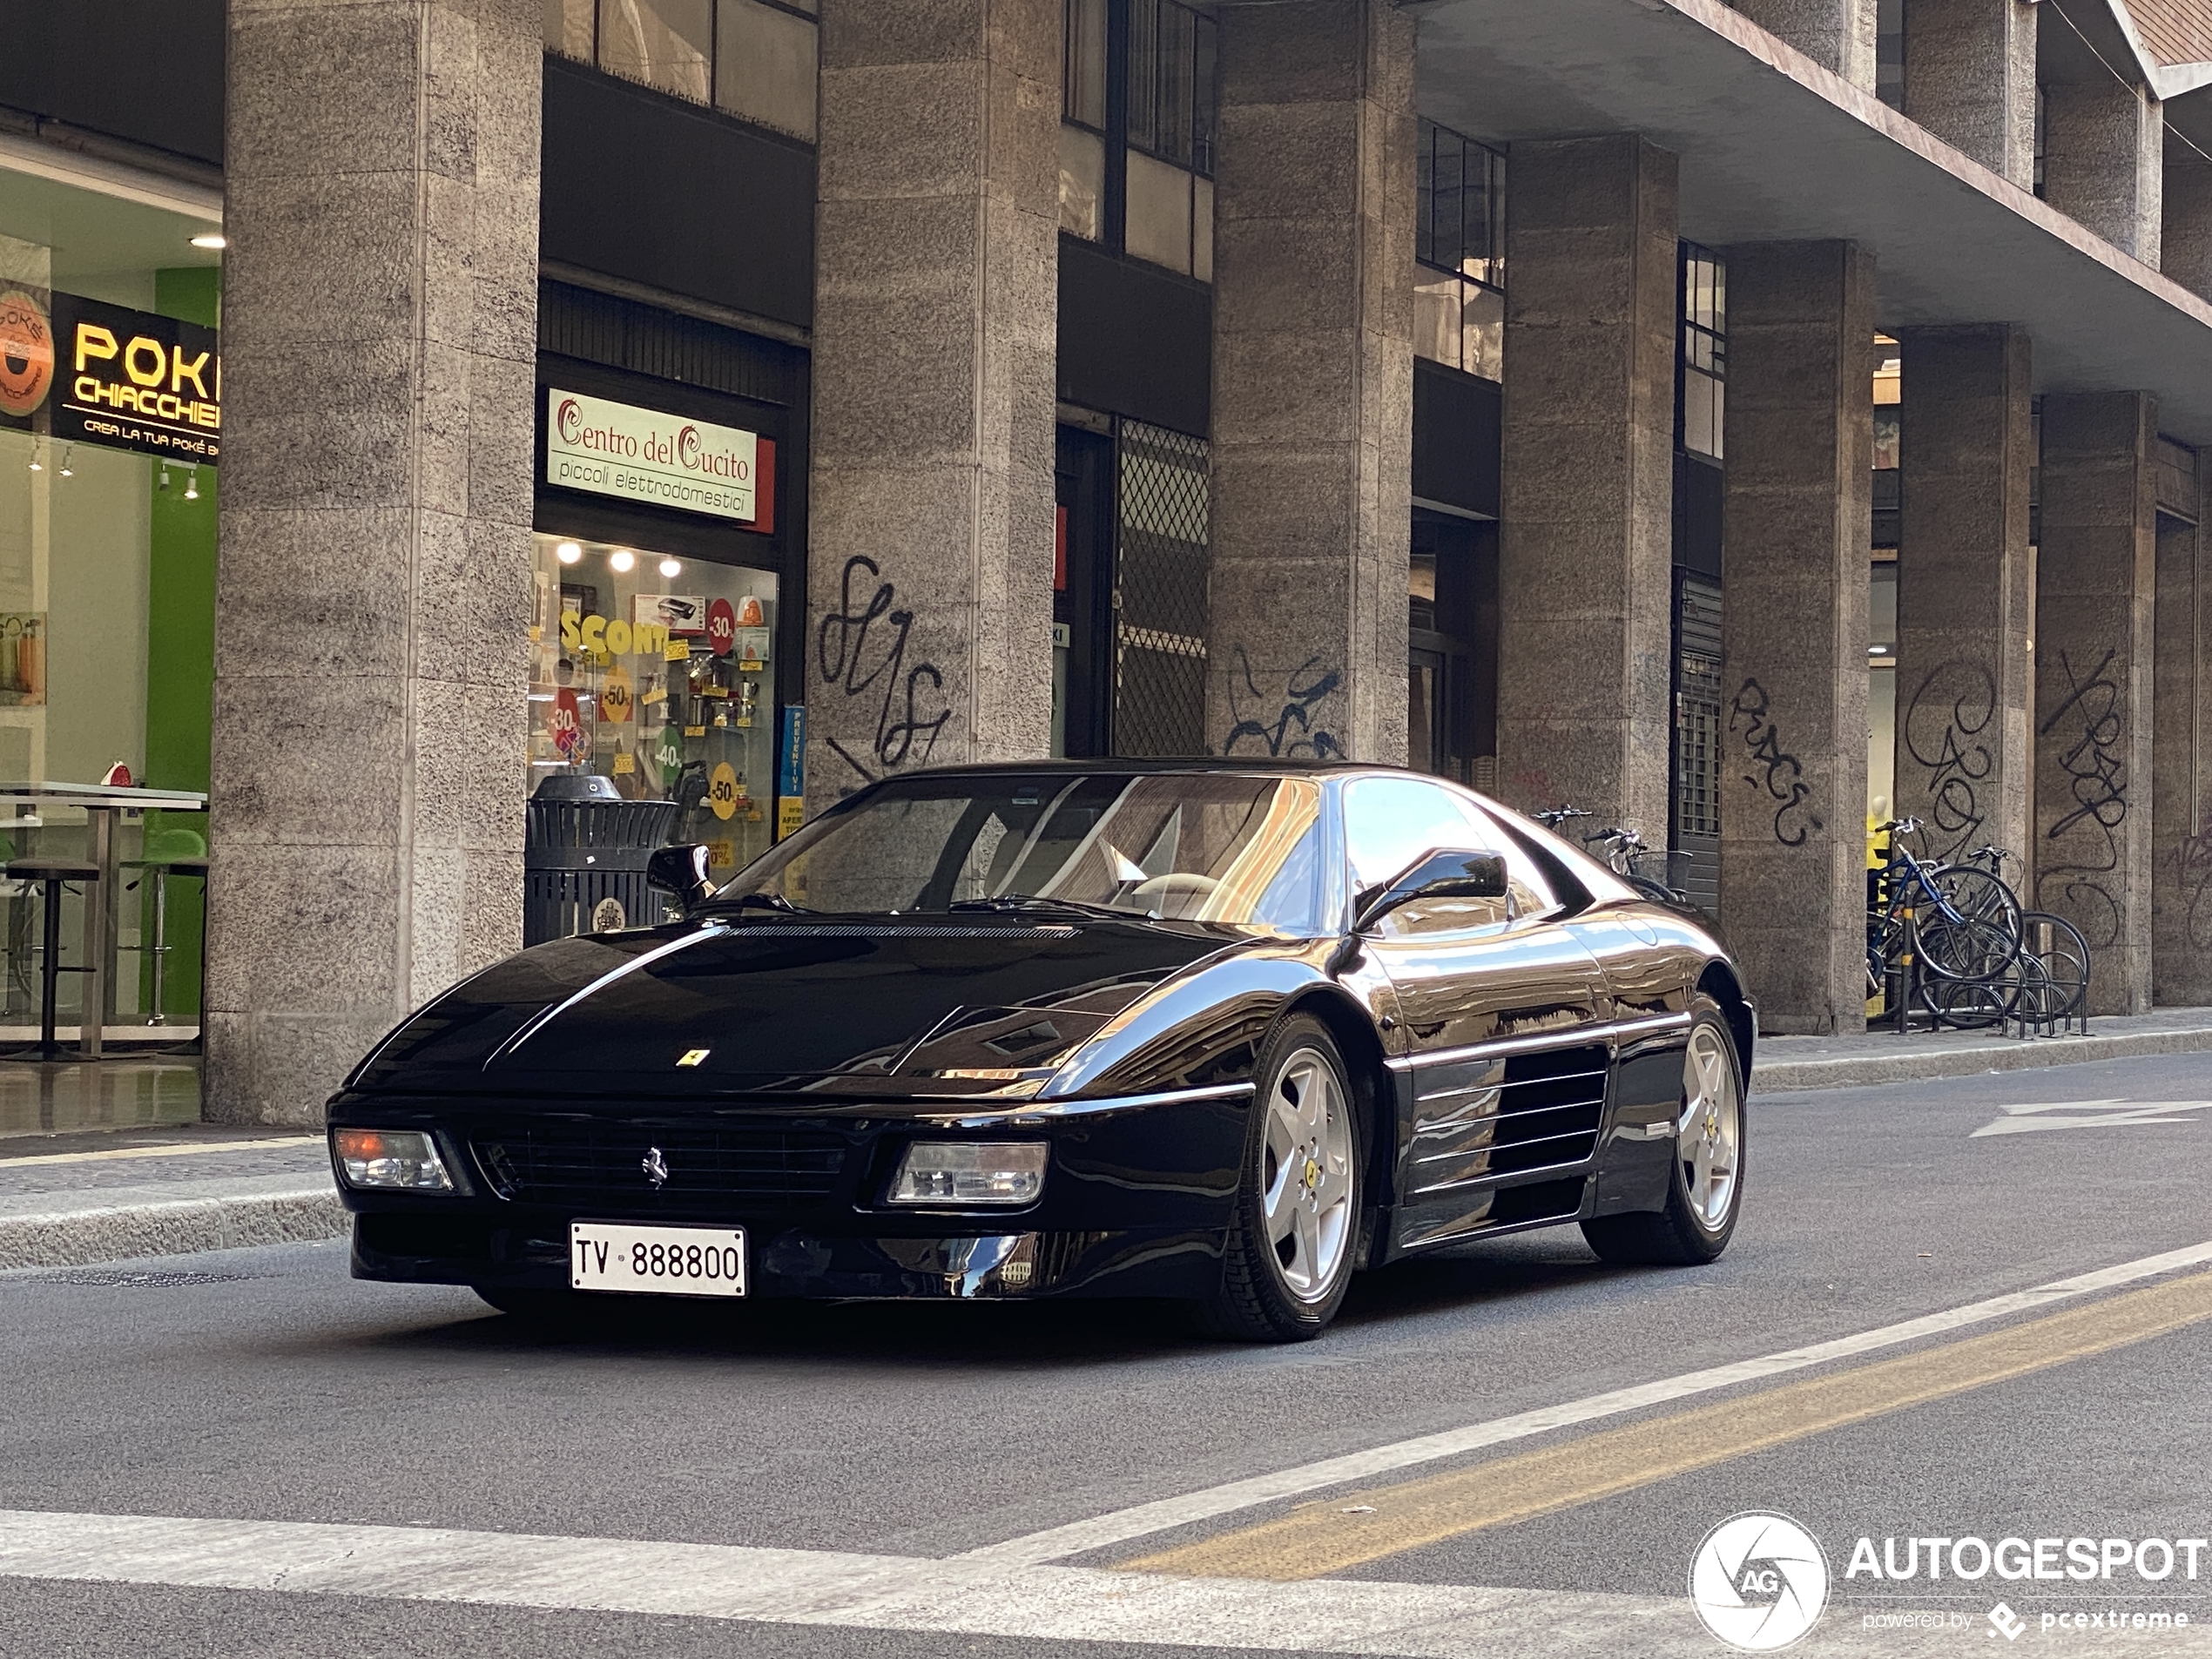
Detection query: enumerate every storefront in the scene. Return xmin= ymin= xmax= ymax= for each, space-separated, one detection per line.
xmin=531 ymin=280 xmax=807 ymax=891
xmin=0 ymin=152 xmax=222 ymax=1033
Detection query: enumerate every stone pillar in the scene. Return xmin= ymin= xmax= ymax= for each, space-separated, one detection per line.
xmin=208 ymin=0 xmax=540 ymax=1124
xmin=1892 ymin=326 xmax=2033 ymax=867
xmin=1718 ymin=242 xmax=1875 ymax=1035
xmin=807 ymin=0 xmax=1058 ymax=804
xmin=2043 ymin=79 xmax=2163 ymax=266
xmin=2033 ymin=393 xmax=2156 ymax=1014
xmin=1733 ymin=0 xmax=1878 ymax=91
xmin=1205 ymin=0 xmax=1415 ymax=765
xmin=2153 ymin=461 xmax=2212 ymax=1003
xmin=2162 ymin=155 xmax=2212 ymax=303
xmin=1902 ymin=0 xmax=2036 ymax=188
xmin=1493 ymin=136 xmax=1677 ymax=836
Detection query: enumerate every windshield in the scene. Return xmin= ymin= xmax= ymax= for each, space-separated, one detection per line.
xmin=718 ymin=772 xmax=1329 ymax=933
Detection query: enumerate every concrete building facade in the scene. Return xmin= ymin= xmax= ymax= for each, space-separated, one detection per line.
xmin=12 ymin=0 xmax=2212 ymax=1116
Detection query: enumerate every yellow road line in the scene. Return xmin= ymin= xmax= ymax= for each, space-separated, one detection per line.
xmin=1121 ymin=1267 xmax=2212 ymax=1581
xmin=0 ymin=1136 xmax=317 ymax=1169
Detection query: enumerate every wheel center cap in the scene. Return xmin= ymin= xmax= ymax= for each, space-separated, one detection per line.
xmin=1302 ymin=1154 xmax=1321 ymax=1195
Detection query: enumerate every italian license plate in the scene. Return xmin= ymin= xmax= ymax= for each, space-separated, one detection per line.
xmin=570 ymin=1221 xmax=746 ymax=1298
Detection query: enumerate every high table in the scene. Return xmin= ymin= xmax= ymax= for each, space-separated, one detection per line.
xmin=0 ymin=783 xmax=210 ymax=1059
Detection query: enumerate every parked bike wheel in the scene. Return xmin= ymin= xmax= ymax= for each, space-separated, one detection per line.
xmin=1919 ymin=958 xmax=2026 ymax=1029
xmin=1914 ymin=865 xmax=2022 ymax=981
xmin=2016 ymin=910 xmax=2091 ymax=1023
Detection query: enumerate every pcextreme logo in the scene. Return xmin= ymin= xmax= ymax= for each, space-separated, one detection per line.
xmin=1689 ymin=1513 xmax=1831 ymax=1651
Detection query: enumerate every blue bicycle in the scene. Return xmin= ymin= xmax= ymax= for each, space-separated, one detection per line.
xmin=1866 ymin=817 xmax=2023 ymax=996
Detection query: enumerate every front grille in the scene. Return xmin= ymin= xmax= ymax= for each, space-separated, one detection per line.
xmin=473 ymin=1123 xmax=850 ymax=1211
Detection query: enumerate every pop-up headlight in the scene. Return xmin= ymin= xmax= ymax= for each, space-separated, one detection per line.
xmin=887 ymin=1142 xmax=1048 ymax=1207
xmin=331 ymin=1128 xmax=455 ymax=1191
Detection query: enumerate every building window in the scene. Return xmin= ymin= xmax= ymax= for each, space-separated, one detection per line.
xmin=1414 ymin=118 xmax=1505 ymax=381
xmin=1877 ymin=0 xmax=1905 ymax=110
xmin=1872 ymin=334 xmax=1900 ymax=550
xmin=1678 ymin=244 xmax=1725 ymax=462
xmin=1062 ymin=0 xmax=1218 ymax=281
xmin=545 ymin=0 xmax=819 ymax=143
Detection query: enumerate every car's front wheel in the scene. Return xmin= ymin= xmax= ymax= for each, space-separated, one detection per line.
xmin=1198 ymin=1015 xmax=1362 ymax=1341
xmin=1581 ymin=995 xmax=1744 ymax=1266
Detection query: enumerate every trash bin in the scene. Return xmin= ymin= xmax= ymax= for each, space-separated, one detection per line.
xmin=523 ymin=774 xmax=682 ymax=945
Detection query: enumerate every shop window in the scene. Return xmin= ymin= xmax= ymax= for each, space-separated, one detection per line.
xmin=530 ymin=533 xmax=779 ymax=879
xmin=1414 ymin=118 xmax=1505 ymax=382
xmin=547 ymin=0 xmax=819 ymax=142
xmin=1060 ymin=0 xmax=1217 ymax=280
xmin=1 ymin=172 xmax=224 ymax=1028
xmin=1678 ymin=244 xmax=1726 ymax=462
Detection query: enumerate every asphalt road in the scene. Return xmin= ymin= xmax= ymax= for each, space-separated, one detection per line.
xmin=4 ymin=1054 xmax=2212 ymax=1657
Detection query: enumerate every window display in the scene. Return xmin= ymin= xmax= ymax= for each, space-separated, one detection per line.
xmin=529 ymin=532 xmax=778 ymax=878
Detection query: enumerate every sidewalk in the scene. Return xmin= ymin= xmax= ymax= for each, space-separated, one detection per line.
xmin=1751 ymin=1004 xmax=2212 ymax=1094
xmin=0 ymin=1126 xmax=341 ymax=1271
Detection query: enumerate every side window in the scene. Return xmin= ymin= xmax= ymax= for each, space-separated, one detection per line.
xmin=1459 ymin=797 xmax=1561 ymax=917
xmin=1344 ymin=777 xmax=1487 ymax=891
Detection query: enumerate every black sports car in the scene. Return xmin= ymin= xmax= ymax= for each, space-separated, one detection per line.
xmin=330 ymin=761 xmax=1753 ymax=1340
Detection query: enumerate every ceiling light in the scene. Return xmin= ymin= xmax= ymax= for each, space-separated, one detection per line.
xmin=555 ymin=540 xmax=583 ymax=564
xmin=190 ymin=233 xmax=226 ymax=250
xmin=608 ymin=548 xmax=637 ymax=573
xmin=57 ymin=444 xmax=72 ymax=478
xmin=658 ymin=556 xmax=682 ymax=578
xmin=184 ymin=466 xmax=199 ymax=500
xmin=26 ymin=456 xmax=40 ymax=473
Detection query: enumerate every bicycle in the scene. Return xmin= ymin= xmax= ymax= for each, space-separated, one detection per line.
xmin=1866 ymin=817 xmax=2023 ymax=1001
xmin=1533 ymin=806 xmax=1683 ymax=907
xmin=1946 ymin=846 xmax=2091 ymax=1031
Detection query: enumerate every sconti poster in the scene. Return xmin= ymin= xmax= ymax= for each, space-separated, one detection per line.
xmin=544 ymin=388 xmax=758 ymax=523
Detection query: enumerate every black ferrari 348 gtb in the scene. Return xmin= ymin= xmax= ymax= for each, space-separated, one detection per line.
xmin=330 ymin=761 xmax=1753 ymax=1340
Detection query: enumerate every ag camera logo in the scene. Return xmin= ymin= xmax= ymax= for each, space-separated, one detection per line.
xmin=1689 ymin=1513 xmax=1831 ymax=1650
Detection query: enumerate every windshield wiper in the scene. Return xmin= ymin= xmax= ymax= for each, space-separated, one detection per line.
xmin=948 ymin=894 xmax=1137 ymax=921
xmin=711 ymin=892 xmax=815 ymax=915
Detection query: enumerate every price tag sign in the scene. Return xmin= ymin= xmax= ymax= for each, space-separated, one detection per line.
xmin=600 ymin=663 xmax=634 ymax=723
xmin=708 ymin=761 xmax=740 ymax=821
xmin=551 ymin=687 xmax=587 ymax=763
xmin=706 ymin=597 xmax=738 ymax=658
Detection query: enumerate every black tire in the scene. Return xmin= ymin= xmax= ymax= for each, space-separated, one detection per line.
xmin=1916 ymin=866 xmax=2022 ymax=981
xmin=1194 ymin=1014 xmax=1364 ymax=1342
xmin=1581 ymin=996 xmax=1743 ymax=1266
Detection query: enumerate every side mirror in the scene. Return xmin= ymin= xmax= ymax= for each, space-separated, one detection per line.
xmin=1355 ymin=849 xmax=1511 ymax=932
xmin=646 ymin=844 xmax=716 ymax=913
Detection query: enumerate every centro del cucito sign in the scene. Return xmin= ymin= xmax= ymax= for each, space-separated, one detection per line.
xmin=545 ymin=388 xmax=759 ymax=523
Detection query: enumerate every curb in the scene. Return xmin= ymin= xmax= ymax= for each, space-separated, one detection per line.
xmin=0 ymin=1186 xmax=348 ymax=1271
xmin=1752 ymin=1024 xmax=2212 ymax=1095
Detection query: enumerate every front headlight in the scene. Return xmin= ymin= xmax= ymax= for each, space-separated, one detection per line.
xmin=331 ymin=1128 xmax=455 ymax=1192
xmin=887 ymin=1141 xmax=1048 ymax=1206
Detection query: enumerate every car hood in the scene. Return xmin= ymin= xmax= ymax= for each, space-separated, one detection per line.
xmin=346 ymin=916 xmax=1240 ymax=1099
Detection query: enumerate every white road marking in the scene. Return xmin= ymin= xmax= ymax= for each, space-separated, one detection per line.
xmin=4 ymin=1508 xmax=2166 ymax=1657
xmin=953 ymin=1238 xmax=2212 ymax=1567
xmin=1971 ymin=1099 xmax=2212 ymax=1137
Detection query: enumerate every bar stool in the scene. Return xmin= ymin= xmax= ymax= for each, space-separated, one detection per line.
xmin=6 ymin=859 xmax=99 ymax=1059
xmin=124 ymin=828 xmax=208 ymax=1028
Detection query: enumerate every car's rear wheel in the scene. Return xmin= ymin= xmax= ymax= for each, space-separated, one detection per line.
xmin=1581 ymin=996 xmax=1743 ymax=1266
xmin=1197 ymin=1015 xmax=1362 ymax=1341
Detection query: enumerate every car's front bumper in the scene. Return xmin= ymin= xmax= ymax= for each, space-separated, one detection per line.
xmin=331 ymin=1084 xmax=1251 ymax=1301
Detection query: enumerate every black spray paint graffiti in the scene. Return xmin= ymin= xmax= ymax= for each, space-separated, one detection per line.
xmin=1222 ymin=649 xmax=1345 ymax=760
xmin=2176 ymin=814 xmax=2212 ymax=952
xmin=816 ymin=555 xmax=953 ymax=786
xmin=1727 ymin=678 xmax=1821 ymax=846
xmin=1901 ymin=660 xmax=1996 ymax=863
xmin=2034 ymin=646 xmax=2127 ymax=950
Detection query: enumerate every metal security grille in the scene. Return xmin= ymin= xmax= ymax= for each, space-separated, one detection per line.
xmin=1672 ymin=575 xmax=1723 ymax=915
xmin=1114 ymin=421 xmax=1211 ymax=756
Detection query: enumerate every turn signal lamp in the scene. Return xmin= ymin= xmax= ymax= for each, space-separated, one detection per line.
xmin=887 ymin=1142 xmax=1048 ymax=1207
xmin=332 ymin=1128 xmax=455 ymax=1191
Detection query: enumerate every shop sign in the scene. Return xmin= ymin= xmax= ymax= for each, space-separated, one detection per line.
xmin=0 ymin=290 xmax=56 ymax=417
xmin=52 ymin=294 xmax=221 ymax=462
xmin=546 ymin=388 xmax=759 ymax=523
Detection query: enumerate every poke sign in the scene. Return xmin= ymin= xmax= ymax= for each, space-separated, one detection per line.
xmin=551 ymin=686 xmax=590 ymax=763
xmin=707 ymin=597 xmax=738 ymax=658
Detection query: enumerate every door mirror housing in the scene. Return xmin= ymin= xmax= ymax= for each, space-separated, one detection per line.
xmin=646 ymin=844 xmax=716 ymax=913
xmin=1355 ymin=849 xmax=1511 ymax=932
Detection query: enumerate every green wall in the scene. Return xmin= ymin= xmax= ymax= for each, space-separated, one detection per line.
xmin=138 ymin=265 xmax=219 ymax=1019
